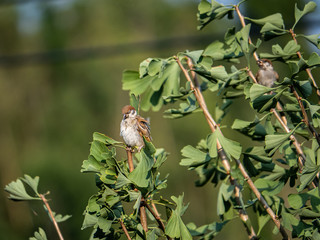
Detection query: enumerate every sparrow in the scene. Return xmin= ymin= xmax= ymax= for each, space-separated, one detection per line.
xmin=120 ymin=105 xmax=152 ymax=152
xmin=255 ymin=59 xmax=279 ymax=88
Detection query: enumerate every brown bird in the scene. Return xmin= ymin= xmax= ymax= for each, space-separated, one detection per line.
xmin=120 ymin=105 xmax=152 ymax=152
xmin=256 ymin=59 xmax=279 ymax=88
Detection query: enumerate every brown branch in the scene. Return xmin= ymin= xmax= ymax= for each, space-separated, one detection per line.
xmin=39 ymin=194 xmax=64 ymax=240
xmin=235 ymin=5 xmax=259 ymax=62
xmin=144 ymin=202 xmax=166 ymax=232
xmin=139 ymin=201 xmax=148 ymax=233
xmin=289 ymin=29 xmax=320 ymax=100
xmin=126 ymin=149 xmax=148 ymax=233
xmin=120 ymin=219 xmax=132 ymax=240
xmin=235 ymin=160 xmax=289 ymax=238
xmin=126 ymin=148 xmax=135 ymax=172
xmin=177 ymin=57 xmax=259 ymax=240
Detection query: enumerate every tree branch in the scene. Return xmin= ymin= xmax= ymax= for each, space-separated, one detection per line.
xmin=143 ymin=200 xmax=172 ymax=240
xmin=39 ymin=194 xmax=64 ymax=240
xmin=239 ymin=5 xmax=307 ymax=173
xmin=177 ymin=57 xmax=259 ymax=240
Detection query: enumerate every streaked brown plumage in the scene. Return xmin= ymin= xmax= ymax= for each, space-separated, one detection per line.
xmin=120 ymin=105 xmax=152 ymax=151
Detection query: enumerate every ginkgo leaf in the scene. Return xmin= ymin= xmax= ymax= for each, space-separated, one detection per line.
xmin=293 ymin=1 xmax=317 ymax=29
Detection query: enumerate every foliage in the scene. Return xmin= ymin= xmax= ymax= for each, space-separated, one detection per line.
xmin=80 ymin=131 xmax=192 ymax=239
xmin=121 ymin=0 xmax=320 ymax=239
xmin=4 ymin=175 xmax=71 ymax=239
xmin=4 ymin=0 xmax=320 ymax=239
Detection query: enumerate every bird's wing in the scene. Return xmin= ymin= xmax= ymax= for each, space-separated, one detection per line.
xmin=136 ymin=116 xmax=152 ymax=142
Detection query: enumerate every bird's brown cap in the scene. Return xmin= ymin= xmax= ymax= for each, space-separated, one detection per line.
xmin=122 ymin=105 xmax=136 ymax=114
xmin=257 ymin=58 xmax=272 ymax=66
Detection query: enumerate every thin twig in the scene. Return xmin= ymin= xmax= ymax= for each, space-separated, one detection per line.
xmin=235 ymin=5 xmax=259 ymax=61
xmin=39 ymin=194 xmax=64 ymax=240
xmin=144 ymin=203 xmax=165 ymax=231
xmin=178 ymin=57 xmax=259 ymax=240
xmin=120 ymin=219 xmax=132 ymax=240
xmin=289 ymin=29 xmax=320 ymax=100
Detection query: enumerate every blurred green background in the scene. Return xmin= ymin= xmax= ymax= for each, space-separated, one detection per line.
xmin=0 ymin=0 xmax=319 ymax=239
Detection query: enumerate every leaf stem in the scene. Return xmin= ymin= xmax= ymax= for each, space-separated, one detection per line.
xmin=39 ymin=194 xmax=64 ymax=240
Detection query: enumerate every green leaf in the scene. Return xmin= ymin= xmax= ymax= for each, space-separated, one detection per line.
xmin=164 ymin=95 xmax=201 ymax=119
xmin=20 ymin=175 xmax=40 ymax=196
xmin=210 ymin=65 xmax=229 ymax=81
xmin=93 ymin=132 xmax=122 ymax=146
xmin=202 ymin=41 xmax=225 ymax=60
xmin=97 ymin=217 xmax=113 ymax=234
xmin=294 ymin=80 xmax=312 ymax=98
xmin=217 ymin=183 xmax=234 ymax=215
xmin=197 ymin=0 xmax=234 ymax=30
xmin=282 ymin=211 xmax=299 ymax=231
xmin=82 ymin=212 xmax=99 ymax=230
xmin=260 ymin=40 xmax=300 ymax=60
xmin=165 ymin=194 xmax=192 ymax=240
xmin=252 ymin=88 xmax=287 ymax=113
xmin=188 ymin=220 xmax=229 ymax=238
xmin=288 ymin=193 xmax=309 ymax=209
xmin=254 ymin=179 xmax=284 ymax=196
xmin=180 ymin=145 xmax=210 ymax=167
xmin=128 ymin=150 xmax=154 ymax=188
xmin=122 ymin=70 xmax=151 ymax=95
xmin=293 ymin=1 xmax=317 ymax=29
xmin=245 ymin=13 xmax=284 ymax=29
xmin=115 ymin=172 xmax=132 ymax=189
xmin=130 ymin=94 xmax=140 ymax=112
xmin=4 ymin=178 xmax=40 ymax=201
xmin=29 ymin=228 xmax=48 ymax=240
xmin=207 ymin=131 xmax=242 ymax=160
xmin=306 ymin=100 xmax=320 ymax=116
xmin=265 ymin=133 xmax=293 ymax=150
xmin=307 ymin=52 xmax=320 ymax=67
xmin=249 ymin=84 xmax=275 ymax=101
xmin=81 ymin=155 xmax=104 ymax=173
xmin=257 ymin=207 xmax=270 ymax=235
xmin=260 ymin=22 xmax=286 ymax=40
xmin=301 ymin=34 xmax=320 ymax=49
xmin=43 ymin=206 xmax=72 ymax=223
xmin=90 ymin=140 xmax=111 ymax=162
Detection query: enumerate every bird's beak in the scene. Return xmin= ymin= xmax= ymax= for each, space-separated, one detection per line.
xmin=123 ymin=114 xmax=127 ymax=120
xmin=257 ymin=60 xmax=263 ymax=66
